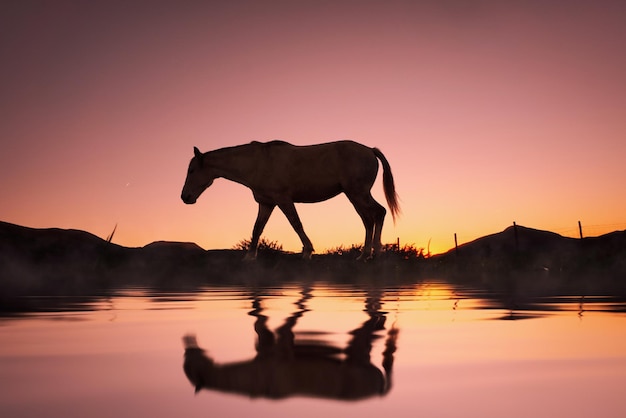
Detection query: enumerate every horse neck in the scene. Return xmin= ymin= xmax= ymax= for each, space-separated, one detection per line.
xmin=208 ymin=144 xmax=258 ymax=186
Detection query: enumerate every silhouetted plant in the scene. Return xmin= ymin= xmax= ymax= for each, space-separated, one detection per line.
xmin=324 ymin=244 xmax=364 ymax=257
xmin=94 ymin=223 xmax=119 ymax=277
xmin=325 ymin=242 xmax=427 ymax=260
xmin=233 ymin=237 xmax=284 ymax=252
xmin=106 ymin=224 xmax=117 ymax=243
xmin=382 ymin=242 xmax=428 ymax=260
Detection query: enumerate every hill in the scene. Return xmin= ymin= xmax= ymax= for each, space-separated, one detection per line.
xmin=1 ymin=221 xmax=625 ymax=305
xmin=431 ymin=224 xmax=626 ymax=294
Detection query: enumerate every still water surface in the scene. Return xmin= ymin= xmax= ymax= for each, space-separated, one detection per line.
xmin=1 ymin=280 xmax=626 ymax=418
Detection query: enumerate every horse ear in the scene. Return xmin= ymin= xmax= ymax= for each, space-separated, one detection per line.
xmin=193 ymin=147 xmax=203 ymax=167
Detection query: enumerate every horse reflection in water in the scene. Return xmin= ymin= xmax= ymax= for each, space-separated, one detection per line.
xmin=183 ymin=289 xmax=398 ymax=400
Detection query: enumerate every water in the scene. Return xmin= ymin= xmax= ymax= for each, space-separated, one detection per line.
xmin=1 ymin=280 xmax=626 ymax=418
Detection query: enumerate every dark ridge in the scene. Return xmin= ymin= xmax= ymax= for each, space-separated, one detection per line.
xmin=1 ymin=220 xmax=626 ymax=312
xmin=431 ymin=224 xmax=626 ymax=295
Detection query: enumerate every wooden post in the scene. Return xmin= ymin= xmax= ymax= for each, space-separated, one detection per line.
xmin=578 ymin=221 xmax=583 ymax=239
xmin=513 ymin=221 xmax=519 ymax=251
xmin=454 ymin=233 xmax=458 ymax=256
xmin=396 ymin=237 xmax=400 ymax=251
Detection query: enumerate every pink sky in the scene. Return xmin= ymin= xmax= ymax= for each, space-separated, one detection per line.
xmin=1 ymin=0 xmax=625 ymax=255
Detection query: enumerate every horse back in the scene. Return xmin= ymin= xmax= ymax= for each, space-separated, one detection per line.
xmin=250 ymin=140 xmax=379 ymax=201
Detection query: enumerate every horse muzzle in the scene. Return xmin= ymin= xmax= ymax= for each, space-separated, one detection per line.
xmin=181 ymin=193 xmax=197 ymax=204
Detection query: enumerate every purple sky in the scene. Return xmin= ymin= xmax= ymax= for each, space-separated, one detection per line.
xmin=2 ymin=0 xmax=625 ymax=254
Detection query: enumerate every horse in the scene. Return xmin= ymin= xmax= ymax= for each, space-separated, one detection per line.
xmin=181 ymin=140 xmax=400 ymax=260
xmin=182 ymin=288 xmax=398 ymax=400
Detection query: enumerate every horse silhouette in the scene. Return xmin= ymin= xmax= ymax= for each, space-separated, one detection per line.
xmin=182 ymin=289 xmax=398 ymax=400
xmin=181 ymin=140 xmax=400 ymax=260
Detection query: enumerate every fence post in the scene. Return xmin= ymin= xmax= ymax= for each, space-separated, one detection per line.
xmin=578 ymin=221 xmax=583 ymax=239
xmin=454 ymin=233 xmax=458 ymax=256
xmin=513 ymin=221 xmax=519 ymax=251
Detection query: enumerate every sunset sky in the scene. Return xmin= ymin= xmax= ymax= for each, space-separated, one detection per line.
xmin=2 ymin=0 xmax=625 ymax=255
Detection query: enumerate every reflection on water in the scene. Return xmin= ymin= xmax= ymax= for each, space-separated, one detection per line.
xmin=1 ymin=280 xmax=626 ymax=418
xmin=183 ymin=287 xmax=398 ymax=400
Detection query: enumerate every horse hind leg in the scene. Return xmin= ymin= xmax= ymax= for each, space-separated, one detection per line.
xmin=371 ymin=202 xmax=387 ymax=257
xmin=349 ymin=194 xmax=385 ymax=261
xmin=359 ymin=219 xmax=375 ymax=261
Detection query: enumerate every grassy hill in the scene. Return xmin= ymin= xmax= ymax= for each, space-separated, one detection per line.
xmin=431 ymin=224 xmax=626 ymax=294
xmin=1 ymin=221 xmax=625 ymax=307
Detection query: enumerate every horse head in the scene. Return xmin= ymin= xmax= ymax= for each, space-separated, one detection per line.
xmin=181 ymin=147 xmax=214 ymax=204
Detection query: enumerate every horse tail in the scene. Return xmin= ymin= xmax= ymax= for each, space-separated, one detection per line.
xmin=373 ymin=148 xmax=401 ymax=223
xmin=381 ymin=323 xmax=399 ymax=394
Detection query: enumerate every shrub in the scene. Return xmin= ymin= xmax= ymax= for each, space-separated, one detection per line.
xmin=232 ymin=237 xmax=284 ymax=252
xmin=325 ymin=242 xmax=427 ymax=259
xmin=324 ymin=244 xmax=363 ymax=257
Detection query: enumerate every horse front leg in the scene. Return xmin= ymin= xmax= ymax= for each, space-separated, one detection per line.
xmin=278 ymin=202 xmax=314 ymax=259
xmin=245 ymin=203 xmax=275 ymax=261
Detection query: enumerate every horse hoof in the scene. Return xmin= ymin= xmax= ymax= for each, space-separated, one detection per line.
xmin=356 ymin=253 xmax=374 ymax=262
xmin=242 ymin=253 xmax=257 ymax=262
